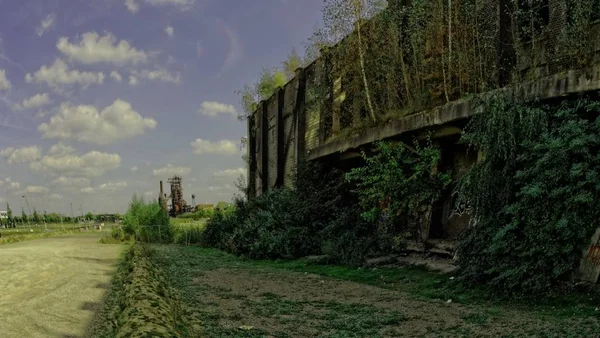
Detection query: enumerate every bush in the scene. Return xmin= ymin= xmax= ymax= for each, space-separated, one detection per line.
xmin=177 ymin=208 xmax=214 ymax=220
xmin=202 ymin=161 xmax=356 ymax=261
xmin=120 ymin=194 xmax=173 ymax=244
xmin=201 ymin=145 xmax=449 ymax=266
xmin=457 ymin=97 xmax=600 ymax=294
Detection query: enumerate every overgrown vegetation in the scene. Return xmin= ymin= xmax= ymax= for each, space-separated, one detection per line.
xmin=87 ymin=243 xmax=193 ymax=337
xmin=202 ymin=141 xmax=448 ymax=266
xmin=456 ymin=97 xmax=600 ymax=294
xmin=107 ymin=194 xmax=173 ymax=244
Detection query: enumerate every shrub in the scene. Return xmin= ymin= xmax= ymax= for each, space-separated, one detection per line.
xmin=121 ymin=194 xmax=173 ymax=244
xmin=346 ymin=141 xmax=451 ymax=249
xmin=457 ymin=97 xmax=600 ymax=294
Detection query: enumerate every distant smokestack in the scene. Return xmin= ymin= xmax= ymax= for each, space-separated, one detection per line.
xmin=160 ymin=181 xmax=164 ymax=196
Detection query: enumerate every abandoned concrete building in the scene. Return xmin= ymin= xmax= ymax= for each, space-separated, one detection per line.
xmin=245 ymin=0 xmax=600 ymax=281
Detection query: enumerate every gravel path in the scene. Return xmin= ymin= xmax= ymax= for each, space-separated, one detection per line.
xmin=0 ymin=234 xmax=125 ymax=338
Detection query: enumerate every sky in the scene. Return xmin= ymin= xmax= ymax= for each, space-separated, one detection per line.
xmin=0 ymin=0 xmax=323 ymax=215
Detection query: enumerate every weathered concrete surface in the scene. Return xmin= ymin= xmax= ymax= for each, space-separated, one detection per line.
xmin=307 ymin=63 xmax=600 ymax=160
xmin=0 ymin=234 xmax=124 ymax=338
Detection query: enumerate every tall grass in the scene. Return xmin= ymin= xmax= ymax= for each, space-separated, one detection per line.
xmin=109 ymin=194 xmax=173 ymax=244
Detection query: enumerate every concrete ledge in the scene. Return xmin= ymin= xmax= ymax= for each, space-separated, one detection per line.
xmin=307 ymin=63 xmax=600 ymax=161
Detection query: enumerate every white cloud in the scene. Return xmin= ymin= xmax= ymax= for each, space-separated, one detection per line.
xmin=110 ymin=71 xmax=122 ymax=82
xmin=0 ymin=69 xmax=11 ymax=90
xmin=198 ymin=101 xmax=237 ymax=118
xmin=208 ymin=184 xmax=234 ymax=192
xmin=145 ymin=0 xmax=195 ymax=8
xmin=98 ymin=181 xmax=128 ymax=192
xmin=152 ymin=164 xmax=191 ymax=177
xmin=38 ymin=99 xmax=157 ymax=145
xmin=51 ymin=176 xmax=91 ymax=187
xmin=125 ymin=0 xmax=140 ymax=13
xmin=165 ymin=26 xmax=174 ymax=37
xmin=80 ymin=187 xmax=95 ymax=194
xmin=129 ymin=68 xmax=181 ymax=84
xmin=130 ymin=165 xmax=139 ymax=172
xmin=6 ymin=181 xmax=21 ymax=191
xmin=56 ymin=32 xmax=148 ymax=65
xmin=129 ymin=76 xmax=139 ymax=86
xmin=0 ymin=146 xmax=42 ymax=164
xmin=30 ymin=142 xmax=121 ymax=178
xmin=36 ymin=13 xmax=56 ymax=37
xmin=13 ymin=93 xmax=52 ymax=110
xmin=25 ymin=59 xmax=105 ymax=90
xmin=23 ymin=185 xmax=49 ymax=194
xmin=214 ymin=167 xmax=245 ymax=177
xmin=49 ymin=193 xmax=63 ymax=200
xmin=191 ymin=139 xmax=239 ymax=155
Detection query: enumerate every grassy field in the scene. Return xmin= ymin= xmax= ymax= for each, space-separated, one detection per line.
xmin=0 ymin=223 xmax=115 ymax=246
xmin=151 ymin=245 xmax=600 ymax=337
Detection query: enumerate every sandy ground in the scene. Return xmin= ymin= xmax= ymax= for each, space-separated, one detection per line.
xmin=0 ymin=234 xmax=124 ymax=338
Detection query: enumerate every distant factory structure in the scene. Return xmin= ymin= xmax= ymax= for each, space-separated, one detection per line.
xmin=157 ymin=175 xmax=233 ymax=217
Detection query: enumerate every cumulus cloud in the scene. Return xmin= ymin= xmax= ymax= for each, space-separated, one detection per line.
xmin=49 ymin=193 xmax=63 ymax=200
xmin=214 ymin=167 xmax=245 ymax=177
xmin=130 ymin=165 xmax=139 ymax=172
xmin=198 ymin=101 xmax=237 ymax=118
xmin=38 ymin=99 xmax=157 ymax=145
xmin=51 ymin=176 xmax=91 ymax=187
xmin=0 ymin=69 xmax=11 ymax=90
xmin=25 ymin=59 xmax=105 ymax=90
xmin=30 ymin=142 xmax=121 ymax=177
xmin=13 ymin=93 xmax=52 ymax=110
xmin=56 ymin=32 xmax=148 ymax=65
xmin=165 ymin=26 xmax=174 ymax=37
xmin=125 ymin=0 xmax=140 ymax=13
xmin=145 ymin=0 xmax=195 ymax=8
xmin=152 ymin=164 xmax=191 ymax=177
xmin=80 ymin=187 xmax=95 ymax=193
xmin=0 ymin=146 xmax=42 ymax=164
xmin=129 ymin=76 xmax=139 ymax=86
xmin=98 ymin=181 xmax=128 ymax=192
xmin=6 ymin=181 xmax=21 ymax=191
xmin=23 ymin=185 xmax=49 ymax=194
xmin=110 ymin=71 xmax=122 ymax=82
xmin=129 ymin=68 xmax=181 ymax=84
xmin=36 ymin=13 xmax=56 ymax=37
xmin=191 ymin=139 xmax=239 ymax=155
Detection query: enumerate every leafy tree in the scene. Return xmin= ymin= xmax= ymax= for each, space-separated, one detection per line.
xmin=457 ymin=97 xmax=600 ymax=294
xmin=236 ymin=67 xmax=288 ymax=119
xmin=32 ymin=208 xmax=40 ymax=223
xmin=43 ymin=210 xmax=49 ymax=224
xmin=6 ymin=203 xmax=12 ymax=223
xmin=85 ymin=212 xmax=94 ymax=221
xmin=346 ymin=141 xmax=451 ymax=246
xmin=21 ymin=207 xmax=27 ymax=223
xmin=282 ymin=47 xmax=303 ymax=79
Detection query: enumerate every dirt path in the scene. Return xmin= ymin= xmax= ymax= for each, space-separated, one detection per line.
xmin=0 ymin=234 xmax=125 ymax=338
xmin=154 ymin=246 xmax=600 ymax=337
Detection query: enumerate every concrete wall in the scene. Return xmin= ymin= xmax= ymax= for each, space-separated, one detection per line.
xmin=246 ymin=1 xmax=600 ymax=241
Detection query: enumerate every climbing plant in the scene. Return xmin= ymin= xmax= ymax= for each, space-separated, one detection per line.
xmin=457 ymin=97 xmax=600 ymax=294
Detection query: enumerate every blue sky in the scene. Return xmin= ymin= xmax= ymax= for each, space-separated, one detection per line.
xmin=0 ymin=0 xmax=323 ymax=214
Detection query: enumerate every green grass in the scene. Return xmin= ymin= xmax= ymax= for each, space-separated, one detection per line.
xmin=147 ymin=245 xmax=600 ymax=337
